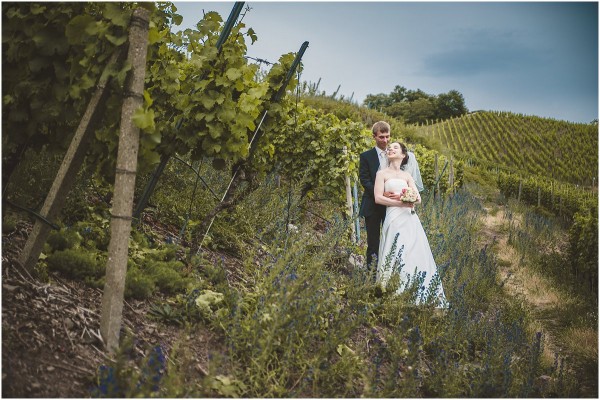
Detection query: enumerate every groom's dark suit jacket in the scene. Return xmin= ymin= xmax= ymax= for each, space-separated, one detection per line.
xmin=358 ymin=148 xmax=386 ymax=217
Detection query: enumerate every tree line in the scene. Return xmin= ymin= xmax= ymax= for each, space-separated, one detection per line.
xmin=364 ymin=85 xmax=468 ymax=125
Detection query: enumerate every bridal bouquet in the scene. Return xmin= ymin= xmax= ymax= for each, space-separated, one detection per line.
xmin=399 ymin=187 xmax=419 ymax=214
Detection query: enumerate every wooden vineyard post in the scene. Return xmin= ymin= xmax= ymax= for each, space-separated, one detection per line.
xmin=352 ymin=180 xmax=360 ymax=243
xmin=517 ymin=177 xmax=522 ymax=203
xmin=434 ymin=154 xmax=439 ymax=201
xmin=342 ymin=146 xmax=356 ymax=243
xmin=448 ymin=155 xmax=454 ymax=195
xmin=100 ymin=8 xmax=150 ymax=354
xmin=18 ymin=49 xmax=124 ymax=273
xmin=559 ymin=196 xmax=562 ymax=216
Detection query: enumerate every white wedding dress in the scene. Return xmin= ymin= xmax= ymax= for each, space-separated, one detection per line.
xmin=377 ymin=178 xmax=447 ymax=307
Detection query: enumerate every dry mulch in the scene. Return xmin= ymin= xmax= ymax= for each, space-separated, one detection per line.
xmin=1 ymin=221 xmax=217 ymax=398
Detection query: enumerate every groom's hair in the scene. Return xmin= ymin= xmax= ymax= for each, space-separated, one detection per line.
xmin=372 ymin=121 xmax=390 ymax=135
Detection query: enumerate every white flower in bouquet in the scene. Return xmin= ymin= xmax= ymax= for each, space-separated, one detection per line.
xmin=399 ymin=187 xmax=419 ymax=214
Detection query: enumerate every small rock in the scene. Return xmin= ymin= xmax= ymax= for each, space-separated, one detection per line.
xmin=64 ymin=318 xmax=75 ymax=330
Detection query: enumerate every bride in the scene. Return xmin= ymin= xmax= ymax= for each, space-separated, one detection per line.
xmin=374 ymin=142 xmax=447 ymax=307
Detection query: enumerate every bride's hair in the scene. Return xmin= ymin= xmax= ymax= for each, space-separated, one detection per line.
xmin=392 ymin=142 xmax=410 ymax=166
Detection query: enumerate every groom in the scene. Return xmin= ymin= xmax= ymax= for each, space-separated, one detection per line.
xmin=358 ymin=121 xmax=391 ymax=271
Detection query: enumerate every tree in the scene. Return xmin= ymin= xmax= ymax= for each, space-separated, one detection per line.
xmin=364 ymin=93 xmax=392 ymax=110
xmin=406 ymin=97 xmax=437 ymax=125
xmin=405 ymin=88 xmax=429 ymax=103
xmin=362 ymin=85 xmax=468 ymax=124
xmin=389 ymin=85 xmax=409 ymax=103
xmin=436 ymin=90 xmax=468 ymax=120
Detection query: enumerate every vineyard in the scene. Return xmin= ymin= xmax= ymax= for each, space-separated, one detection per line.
xmin=1 ymin=2 xmax=597 ymax=398
xmin=415 ymin=111 xmax=598 ymax=187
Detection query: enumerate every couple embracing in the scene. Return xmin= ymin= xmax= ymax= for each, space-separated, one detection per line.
xmin=359 ymin=121 xmax=447 ymax=307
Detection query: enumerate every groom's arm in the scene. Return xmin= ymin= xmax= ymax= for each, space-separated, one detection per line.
xmin=359 ymin=152 xmax=393 ymax=198
xmin=385 ymin=192 xmax=402 ymax=200
xmin=358 ymin=152 xmax=374 ymax=197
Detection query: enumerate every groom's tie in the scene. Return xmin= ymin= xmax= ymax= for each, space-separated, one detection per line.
xmin=378 ymin=151 xmax=387 ymax=170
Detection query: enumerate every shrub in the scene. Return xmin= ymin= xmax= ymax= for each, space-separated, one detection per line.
xmin=125 ymin=265 xmax=156 ymax=300
xmin=46 ymin=248 xmax=104 ymax=280
xmin=568 ymin=206 xmax=598 ymax=296
xmin=46 ymin=228 xmax=82 ymax=252
xmin=147 ymin=260 xmax=193 ymax=295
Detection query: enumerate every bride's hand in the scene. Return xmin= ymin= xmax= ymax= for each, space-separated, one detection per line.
xmin=400 ymin=200 xmax=413 ymax=207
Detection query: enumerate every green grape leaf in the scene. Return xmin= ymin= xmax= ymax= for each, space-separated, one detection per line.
xmin=201 ymin=96 xmax=216 ymax=109
xmin=139 ymin=147 xmax=161 ymax=169
xmin=28 ymin=57 xmax=48 ymax=73
xmin=247 ymin=27 xmax=257 ymax=44
xmin=103 ymin=3 xmax=130 ymax=27
xmin=105 ymin=33 xmax=127 ymax=46
xmin=214 ymin=91 xmax=225 ymax=105
xmin=32 ymin=30 xmax=68 ymax=56
xmin=132 ymin=107 xmax=156 ymax=131
xmin=171 ymin=13 xmax=183 ymax=26
xmin=217 ymin=107 xmax=236 ymax=123
xmin=225 ymin=67 xmax=242 ymax=81
xmin=144 ymin=130 xmax=161 ymax=144
xmin=30 ymin=4 xmax=46 ymax=14
xmin=85 ymin=20 xmax=105 ymax=36
xmin=148 ymin=27 xmax=162 ymax=44
xmin=65 ymin=15 xmax=95 ymax=44
xmin=207 ymin=123 xmax=224 ymax=139
xmin=143 ymin=90 xmax=153 ymax=108
xmin=202 ymin=139 xmax=221 ymax=154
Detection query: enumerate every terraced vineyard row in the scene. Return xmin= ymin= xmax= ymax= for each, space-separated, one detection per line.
xmin=417 ymin=111 xmax=598 ymax=187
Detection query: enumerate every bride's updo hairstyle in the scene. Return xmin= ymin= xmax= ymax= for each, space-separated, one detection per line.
xmin=392 ymin=142 xmax=409 ymax=166
xmin=400 ymin=143 xmax=409 ymax=166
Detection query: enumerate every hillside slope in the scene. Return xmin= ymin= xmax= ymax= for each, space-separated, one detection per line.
xmin=414 ymin=111 xmax=598 ymax=186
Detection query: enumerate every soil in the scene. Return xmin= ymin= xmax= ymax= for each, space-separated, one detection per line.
xmin=1 ymin=220 xmax=219 ymax=398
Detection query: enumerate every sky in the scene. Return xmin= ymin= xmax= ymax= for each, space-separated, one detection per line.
xmin=172 ymin=1 xmax=598 ymax=124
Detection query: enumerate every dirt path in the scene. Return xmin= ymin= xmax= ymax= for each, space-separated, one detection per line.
xmin=479 ymin=204 xmax=598 ymax=397
xmin=479 ymin=205 xmax=564 ymax=364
